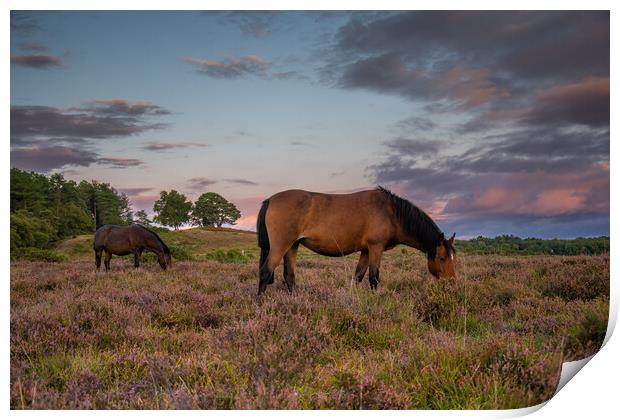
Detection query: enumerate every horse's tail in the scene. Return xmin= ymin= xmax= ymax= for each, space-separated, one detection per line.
xmin=257 ymin=199 xmax=270 ymax=270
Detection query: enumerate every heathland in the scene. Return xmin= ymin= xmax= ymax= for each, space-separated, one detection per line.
xmin=10 ymin=228 xmax=609 ymax=409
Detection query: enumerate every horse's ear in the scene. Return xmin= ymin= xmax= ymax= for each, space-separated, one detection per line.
xmin=449 ymin=232 xmax=456 ymax=245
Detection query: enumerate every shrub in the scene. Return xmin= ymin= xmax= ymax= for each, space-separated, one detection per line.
xmin=168 ymin=244 xmax=193 ymax=261
xmin=12 ymin=247 xmax=66 ymax=262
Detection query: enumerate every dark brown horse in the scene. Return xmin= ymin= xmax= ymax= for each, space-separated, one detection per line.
xmin=256 ymin=187 xmax=456 ymax=295
xmin=93 ymin=224 xmax=172 ymax=271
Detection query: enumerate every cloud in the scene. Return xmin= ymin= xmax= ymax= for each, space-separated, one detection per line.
xmin=19 ymin=42 xmax=48 ymax=52
xmin=273 ymin=71 xmax=312 ymax=82
xmin=329 ymin=11 xmax=608 ymax=110
xmin=11 ymin=54 xmax=63 ymax=69
xmin=397 ymin=116 xmax=437 ymax=131
xmin=525 ymin=77 xmax=610 ymax=128
xmin=369 ymin=124 xmax=608 ymax=227
xmin=187 ymin=177 xmax=218 ymax=190
xmin=10 ymin=98 xmax=168 ymax=169
xmin=141 ymin=141 xmax=208 ymax=151
xmin=182 ymin=55 xmax=271 ymax=78
xmin=11 ymin=100 xmax=169 ymax=140
xmin=224 ymin=178 xmax=258 ymax=186
xmin=216 ymin=11 xmax=282 ymax=38
xmin=117 ymin=187 xmax=153 ymax=196
xmin=97 ymin=157 xmax=145 ymax=168
xmin=77 ymin=99 xmax=171 ymax=117
xmin=11 ymin=146 xmax=98 ymax=172
xmin=384 ymin=137 xmax=445 ymax=158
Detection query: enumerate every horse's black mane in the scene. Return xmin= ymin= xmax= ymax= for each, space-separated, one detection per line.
xmin=378 ymin=186 xmax=454 ymax=258
xmin=135 ymin=224 xmax=170 ymax=254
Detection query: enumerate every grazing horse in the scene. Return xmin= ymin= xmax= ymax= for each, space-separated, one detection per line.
xmin=93 ymin=224 xmax=172 ymax=271
xmin=256 ymin=186 xmax=456 ymax=295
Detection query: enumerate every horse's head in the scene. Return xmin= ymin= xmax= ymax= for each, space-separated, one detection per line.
xmin=158 ymin=248 xmax=172 ymax=269
xmin=427 ymin=233 xmax=456 ymax=279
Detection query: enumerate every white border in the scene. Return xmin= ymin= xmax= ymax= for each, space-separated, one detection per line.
xmin=4 ymin=1 xmax=617 ymax=418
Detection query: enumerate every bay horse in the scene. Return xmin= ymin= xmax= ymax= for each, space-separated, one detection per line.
xmin=93 ymin=224 xmax=172 ymax=271
xmin=256 ymin=186 xmax=456 ymax=295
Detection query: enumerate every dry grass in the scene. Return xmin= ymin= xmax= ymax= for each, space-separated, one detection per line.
xmin=10 ymin=230 xmax=609 ymax=409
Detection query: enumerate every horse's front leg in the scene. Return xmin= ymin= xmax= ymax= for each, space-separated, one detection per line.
xmin=95 ymin=249 xmax=102 ymax=271
xmin=353 ymin=250 xmax=369 ymax=283
xmin=133 ymin=248 xmax=140 ymax=269
xmin=368 ymin=246 xmax=383 ymax=290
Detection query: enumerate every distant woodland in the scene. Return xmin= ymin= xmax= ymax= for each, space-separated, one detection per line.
xmin=10 ymin=168 xmax=609 ymax=257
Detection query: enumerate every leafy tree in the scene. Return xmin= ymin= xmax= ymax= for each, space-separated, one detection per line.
xmin=192 ymin=192 xmax=241 ymax=228
xmin=153 ymin=190 xmax=192 ymax=230
xmin=134 ymin=210 xmax=152 ymax=226
xmin=10 ymin=210 xmax=57 ymax=250
xmin=10 ymin=168 xmax=134 ymax=252
xmin=77 ymin=180 xmax=132 ymax=227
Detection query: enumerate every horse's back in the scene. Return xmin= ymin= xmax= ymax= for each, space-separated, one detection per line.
xmin=94 ymin=224 xmax=134 ymax=252
xmin=265 ymin=189 xmax=395 ymax=255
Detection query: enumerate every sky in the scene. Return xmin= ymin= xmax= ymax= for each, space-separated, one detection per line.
xmin=10 ymin=10 xmax=610 ymax=238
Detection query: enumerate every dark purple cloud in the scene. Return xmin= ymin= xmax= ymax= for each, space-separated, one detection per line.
xmin=525 ymin=77 xmax=610 ymax=128
xmin=11 ymin=54 xmax=63 ymax=69
xmin=329 ymin=11 xmax=608 ymax=113
xmin=10 ymin=99 xmax=169 ymax=172
xmin=11 ymin=146 xmax=98 ymax=172
xmin=11 ymin=100 xmax=169 ymax=139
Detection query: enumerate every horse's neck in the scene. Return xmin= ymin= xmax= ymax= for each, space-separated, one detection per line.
xmin=398 ymin=228 xmax=429 ymax=254
xmin=402 ymin=237 xmax=426 ymax=253
xmin=144 ymin=242 xmax=163 ymax=255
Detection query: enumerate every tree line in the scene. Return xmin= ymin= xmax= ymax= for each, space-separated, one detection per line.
xmin=10 ymin=168 xmax=241 ymax=251
xmin=454 ymin=235 xmax=609 ymax=256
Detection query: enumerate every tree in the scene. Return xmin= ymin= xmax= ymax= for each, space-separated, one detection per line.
xmin=153 ymin=190 xmax=192 ymax=230
xmin=77 ymin=180 xmax=133 ymax=227
xmin=134 ymin=210 xmax=152 ymax=226
xmin=192 ymin=192 xmax=241 ymax=228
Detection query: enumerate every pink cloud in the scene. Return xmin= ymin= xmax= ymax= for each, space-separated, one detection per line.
xmin=444 ymin=163 xmax=609 ymax=217
xmin=442 ymin=65 xmax=509 ymax=108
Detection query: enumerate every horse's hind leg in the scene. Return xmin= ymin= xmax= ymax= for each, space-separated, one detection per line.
xmin=368 ymin=246 xmax=383 ymax=290
xmin=283 ymin=242 xmax=300 ymax=293
xmin=104 ymin=250 xmax=112 ymax=272
xmin=95 ymin=249 xmax=103 ymax=270
xmin=353 ymin=250 xmax=369 ymax=283
xmin=259 ymin=241 xmax=295 ymax=295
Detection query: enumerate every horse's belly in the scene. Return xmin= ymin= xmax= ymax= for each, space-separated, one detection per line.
xmin=300 ymin=237 xmax=361 ymax=257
